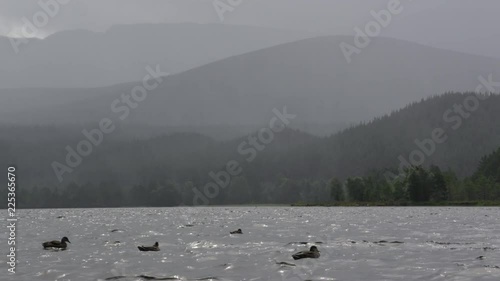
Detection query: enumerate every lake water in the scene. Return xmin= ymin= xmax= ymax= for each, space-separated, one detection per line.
xmin=1 ymin=207 xmax=499 ymax=281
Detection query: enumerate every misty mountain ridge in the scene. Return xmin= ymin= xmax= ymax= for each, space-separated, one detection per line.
xmin=2 ymin=35 xmax=500 ymax=138
xmin=0 ymin=23 xmax=312 ymax=88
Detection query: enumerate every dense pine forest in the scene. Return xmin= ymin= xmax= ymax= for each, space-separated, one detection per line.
xmin=3 ymin=92 xmax=500 ymax=208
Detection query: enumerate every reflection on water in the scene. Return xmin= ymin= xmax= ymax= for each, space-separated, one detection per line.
xmin=1 ymin=207 xmax=499 ymax=280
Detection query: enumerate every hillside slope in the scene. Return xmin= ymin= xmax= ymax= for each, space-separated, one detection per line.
xmin=3 ymin=93 xmax=500 ymax=192
xmin=0 ymin=23 xmax=310 ymax=88
xmin=3 ymin=36 xmax=500 ymax=138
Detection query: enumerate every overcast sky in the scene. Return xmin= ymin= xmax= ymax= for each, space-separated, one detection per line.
xmin=0 ymin=0 xmax=499 ymax=57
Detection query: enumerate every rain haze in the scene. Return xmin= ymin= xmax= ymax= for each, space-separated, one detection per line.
xmin=2 ymin=0 xmax=500 ymax=57
xmin=1 ymin=1 xmax=500 ymax=280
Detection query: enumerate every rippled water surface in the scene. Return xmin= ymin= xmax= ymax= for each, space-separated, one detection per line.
xmin=2 ymin=207 xmax=500 ymax=280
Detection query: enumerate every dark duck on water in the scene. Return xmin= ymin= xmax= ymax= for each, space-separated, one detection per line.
xmin=138 ymin=242 xmax=160 ymax=252
xmin=292 ymin=246 xmax=320 ymax=260
xmin=230 ymin=228 xmax=243 ymax=234
xmin=42 ymin=237 xmax=71 ymax=250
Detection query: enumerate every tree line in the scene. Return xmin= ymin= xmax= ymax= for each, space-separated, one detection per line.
xmin=330 ymin=163 xmax=500 ymax=205
xmin=3 ymin=93 xmax=500 ymax=207
xmin=14 ymin=147 xmax=500 ymax=208
xmin=15 ymin=177 xmax=331 ymax=208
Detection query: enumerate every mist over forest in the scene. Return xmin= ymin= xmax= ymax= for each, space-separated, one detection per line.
xmin=2 ymin=1 xmax=500 ymax=208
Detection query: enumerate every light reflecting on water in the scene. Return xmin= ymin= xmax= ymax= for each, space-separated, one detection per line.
xmin=1 ymin=207 xmax=499 ymax=280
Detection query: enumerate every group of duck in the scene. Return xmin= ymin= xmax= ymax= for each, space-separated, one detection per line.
xmin=42 ymin=237 xmax=160 ymax=252
xmin=42 ymin=228 xmax=320 ymax=260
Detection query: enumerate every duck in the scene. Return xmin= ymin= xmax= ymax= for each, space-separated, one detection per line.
xmin=292 ymin=246 xmax=320 ymax=260
xmin=137 ymin=242 xmax=159 ymax=252
xmin=42 ymin=236 xmax=71 ymax=250
xmin=230 ymin=228 xmax=243 ymax=234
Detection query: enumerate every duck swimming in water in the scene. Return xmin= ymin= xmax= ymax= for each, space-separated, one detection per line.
xmin=292 ymin=246 xmax=320 ymax=260
xmin=230 ymin=228 xmax=243 ymax=234
xmin=137 ymin=242 xmax=159 ymax=252
xmin=42 ymin=237 xmax=70 ymax=250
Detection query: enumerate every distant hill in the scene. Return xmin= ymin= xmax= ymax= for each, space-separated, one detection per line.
xmin=0 ymin=23 xmax=311 ymax=88
xmin=320 ymin=93 xmax=500 ymax=179
xmin=3 ymin=36 xmax=500 ymax=137
xmin=3 ymin=93 xmax=500 ymax=193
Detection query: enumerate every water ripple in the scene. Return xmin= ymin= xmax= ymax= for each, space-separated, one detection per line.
xmin=1 ymin=207 xmax=499 ymax=280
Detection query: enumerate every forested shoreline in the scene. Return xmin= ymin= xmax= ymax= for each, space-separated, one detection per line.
xmin=11 ymin=140 xmax=500 ymax=208
xmin=12 ymin=158 xmax=500 ymax=208
xmin=3 ymin=93 xmax=500 ymax=208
